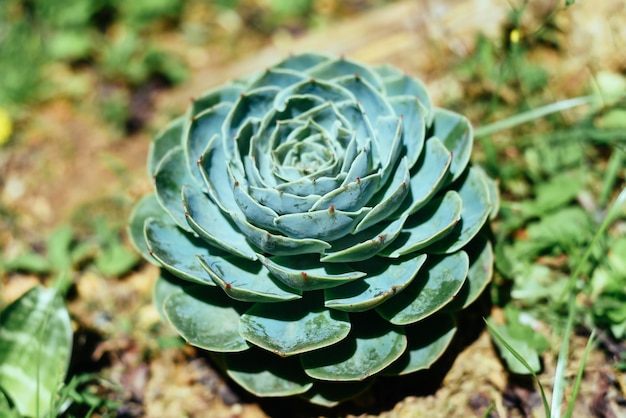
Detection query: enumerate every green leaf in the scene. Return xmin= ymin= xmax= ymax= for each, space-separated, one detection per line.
xmin=164 ymin=286 xmax=250 ymax=352
xmin=154 ymin=271 xmax=189 ymax=320
xmin=429 ymin=166 xmax=493 ymax=254
xmin=444 ymin=238 xmax=494 ymax=311
xmin=381 ymin=313 xmax=456 ymax=375
xmin=3 ymin=252 xmax=51 ymax=274
xmin=381 ymin=191 xmax=462 ymax=258
xmin=324 ymin=254 xmax=427 ymax=311
xmin=431 ymin=108 xmax=473 ymax=183
xmin=148 ymin=117 xmax=184 ymax=177
xmin=402 ymin=136 xmax=452 ymax=216
xmin=47 ymin=226 xmax=74 ymax=272
xmin=197 ymin=255 xmax=301 ymax=302
xmin=145 ymin=216 xmax=219 ymax=286
xmin=94 ymin=242 xmax=139 ymax=277
xmin=376 ymin=251 xmax=469 ymax=325
xmin=154 ymin=146 xmax=195 ymax=231
xmin=218 ymin=349 xmax=313 ymax=397
xmin=182 ymin=185 xmax=257 ymax=261
xmin=258 ymin=254 xmax=365 ymax=292
xmin=301 ymin=380 xmax=373 ymax=407
xmin=0 ymin=286 xmax=72 ymax=417
xmin=301 ymin=312 xmax=406 ymax=381
xmin=240 ymin=294 xmax=350 ymax=356
xmin=487 ymin=319 xmax=543 ymax=375
xmin=127 ymin=194 xmax=163 ymax=265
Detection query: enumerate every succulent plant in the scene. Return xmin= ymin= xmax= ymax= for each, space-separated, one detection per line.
xmin=128 ymin=53 xmax=498 ymax=406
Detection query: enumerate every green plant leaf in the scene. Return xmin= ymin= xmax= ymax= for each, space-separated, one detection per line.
xmin=376 ymin=251 xmax=469 ymax=325
xmin=240 ymin=294 xmax=350 ymax=356
xmin=218 ymin=349 xmax=313 ymax=397
xmin=0 ymin=286 xmax=72 ymax=417
xmin=381 ymin=313 xmax=456 ymax=375
xmin=301 ymin=312 xmax=406 ymax=381
xmin=164 ymin=286 xmax=250 ymax=352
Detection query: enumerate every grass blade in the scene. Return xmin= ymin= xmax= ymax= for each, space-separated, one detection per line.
xmin=485 ymin=319 xmax=551 ymax=416
xmin=474 ymin=94 xmax=625 ymax=137
xmin=563 ymin=330 xmax=596 ymax=418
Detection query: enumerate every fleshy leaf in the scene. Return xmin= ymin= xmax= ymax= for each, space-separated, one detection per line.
xmin=185 ymin=103 xmax=231 ymax=186
xmin=324 ymin=254 xmax=427 ymax=311
xmin=154 ymin=271 xmax=189 ymax=321
xmin=311 ymin=171 xmax=381 ymax=212
xmin=444 ymin=238 xmax=493 ymax=311
xmin=182 ymin=185 xmax=257 ymax=260
xmin=198 ymin=254 xmax=301 ymax=302
xmin=248 ymin=68 xmax=307 ymax=90
xmin=223 ymin=86 xmax=280 ymax=141
xmin=301 ymin=312 xmax=407 ymax=381
xmin=154 ymin=146 xmax=195 ymax=231
xmin=431 ymin=108 xmax=472 ymax=183
xmin=249 ymin=186 xmax=320 ymax=215
xmin=301 ymin=380 xmax=373 ymax=407
xmin=240 ymin=294 xmax=351 ymax=356
xmin=127 ymin=193 xmax=163 ymax=265
xmin=258 ymin=254 xmax=366 ymax=291
xmin=376 ymin=251 xmax=469 ymax=325
xmin=354 ymin=157 xmax=410 ymax=233
xmin=335 ymin=75 xmax=394 ymax=122
xmin=381 ymin=190 xmax=462 ymax=258
xmin=164 ymin=285 xmax=250 ymax=352
xmin=276 ymin=52 xmax=330 ymax=72
xmin=308 ymin=57 xmax=382 ymax=88
xmin=388 ymin=96 xmax=428 ymax=167
xmin=320 ymin=214 xmax=407 ymax=263
xmin=381 ymin=313 xmax=456 ymax=375
xmin=230 ymin=213 xmax=331 ymax=255
xmin=429 ymin=167 xmax=493 ymax=254
xmin=198 ymin=134 xmax=241 ymax=214
xmin=144 ymin=217 xmax=218 ymax=286
xmin=274 ymin=207 xmax=369 ymax=242
xmin=273 ymin=79 xmax=355 ymax=112
xmin=148 ymin=117 xmax=184 ymax=177
xmin=219 ymin=349 xmax=314 ymax=397
xmin=403 ymin=136 xmax=452 ymax=215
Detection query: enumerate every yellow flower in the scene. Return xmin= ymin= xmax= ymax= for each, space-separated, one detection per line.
xmin=0 ymin=108 xmax=12 ymax=146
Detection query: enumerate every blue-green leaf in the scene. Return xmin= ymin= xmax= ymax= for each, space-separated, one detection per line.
xmin=429 ymin=167 xmax=493 ymax=254
xmin=381 ymin=191 xmax=462 ymax=258
xmin=218 ymin=349 xmax=314 ymax=397
xmin=154 ymin=146 xmax=195 ymax=231
xmin=431 ymin=108 xmax=472 ymax=183
xmin=324 ymin=253 xmax=427 ymax=311
xmin=240 ymin=295 xmax=351 ymax=356
xmin=274 ymin=206 xmax=369 ymax=242
xmin=144 ymin=217 xmax=218 ymax=286
xmin=127 ymin=194 xmax=163 ymax=265
xmin=182 ymin=185 xmax=257 ymax=260
xmin=403 ymin=136 xmax=452 ymax=215
xmin=198 ymin=255 xmax=301 ymax=302
xmin=258 ymin=254 xmax=365 ymax=291
xmin=376 ymin=251 xmax=469 ymax=325
xmin=301 ymin=312 xmax=406 ymax=381
xmin=381 ymin=313 xmax=456 ymax=375
xmin=148 ymin=117 xmax=184 ymax=177
xmin=164 ymin=285 xmax=250 ymax=352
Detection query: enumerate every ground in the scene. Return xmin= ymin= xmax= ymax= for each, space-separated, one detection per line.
xmin=1 ymin=0 xmax=626 ymax=417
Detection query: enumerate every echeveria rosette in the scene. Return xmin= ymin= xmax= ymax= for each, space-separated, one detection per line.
xmin=128 ymin=53 xmax=498 ymax=406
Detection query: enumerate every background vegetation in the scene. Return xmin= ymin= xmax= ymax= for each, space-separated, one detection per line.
xmin=0 ymin=0 xmax=624 ymax=416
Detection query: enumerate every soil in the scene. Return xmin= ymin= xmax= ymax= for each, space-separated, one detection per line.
xmin=1 ymin=0 xmax=626 ymax=417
